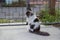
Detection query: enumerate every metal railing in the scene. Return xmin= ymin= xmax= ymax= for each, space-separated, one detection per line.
xmin=0 ymin=0 xmax=60 ymax=24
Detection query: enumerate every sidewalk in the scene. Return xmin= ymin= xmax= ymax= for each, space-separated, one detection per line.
xmin=0 ymin=25 xmax=60 ymax=40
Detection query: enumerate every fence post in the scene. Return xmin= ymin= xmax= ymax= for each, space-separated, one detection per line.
xmin=26 ymin=0 xmax=31 ymax=10
xmin=48 ymin=0 xmax=56 ymax=15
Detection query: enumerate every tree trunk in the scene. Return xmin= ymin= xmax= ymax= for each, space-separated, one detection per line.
xmin=49 ymin=0 xmax=56 ymax=15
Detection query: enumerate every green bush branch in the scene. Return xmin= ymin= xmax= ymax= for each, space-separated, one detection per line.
xmin=39 ymin=9 xmax=60 ymax=23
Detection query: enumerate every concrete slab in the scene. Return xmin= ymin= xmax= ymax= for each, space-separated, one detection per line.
xmin=0 ymin=25 xmax=60 ymax=40
xmin=0 ymin=22 xmax=26 ymax=26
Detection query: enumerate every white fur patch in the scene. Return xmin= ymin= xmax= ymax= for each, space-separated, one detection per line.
xmin=26 ymin=12 xmax=40 ymax=32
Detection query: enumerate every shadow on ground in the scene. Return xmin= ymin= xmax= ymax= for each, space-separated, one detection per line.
xmin=29 ymin=31 xmax=50 ymax=36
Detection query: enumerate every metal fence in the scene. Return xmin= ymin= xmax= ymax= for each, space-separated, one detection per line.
xmin=0 ymin=0 xmax=60 ymax=23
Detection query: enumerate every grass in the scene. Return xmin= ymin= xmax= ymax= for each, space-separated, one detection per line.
xmin=0 ymin=19 xmax=26 ymax=23
xmin=39 ymin=9 xmax=60 ymax=23
xmin=0 ymin=19 xmax=10 ymax=23
xmin=14 ymin=20 xmax=26 ymax=22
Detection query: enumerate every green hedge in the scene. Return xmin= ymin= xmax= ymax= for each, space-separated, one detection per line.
xmin=39 ymin=9 xmax=60 ymax=23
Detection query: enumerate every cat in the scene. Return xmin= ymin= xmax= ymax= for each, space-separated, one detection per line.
xmin=26 ymin=11 xmax=40 ymax=32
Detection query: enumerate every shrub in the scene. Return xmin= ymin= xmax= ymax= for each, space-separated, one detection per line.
xmin=39 ymin=9 xmax=60 ymax=23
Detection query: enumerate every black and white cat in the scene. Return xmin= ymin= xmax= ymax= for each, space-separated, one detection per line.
xmin=26 ymin=10 xmax=40 ymax=32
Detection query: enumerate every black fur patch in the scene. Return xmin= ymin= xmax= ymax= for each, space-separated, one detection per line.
xmin=26 ymin=22 xmax=28 ymax=25
xmin=31 ymin=13 xmax=33 ymax=16
xmin=34 ymin=18 xmax=39 ymax=22
xmin=26 ymin=11 xmax=30 ymax=17
xmin=30 ymin=25 xmax=35 ymax=29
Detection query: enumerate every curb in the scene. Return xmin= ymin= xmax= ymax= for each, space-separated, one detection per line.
xmin=0 ymin=22 xmax=60 ymax=26
xmin=0 ymin=22 xmax=26 ymax=26
xmin=41 ymin=22 xmax=60 ymax=25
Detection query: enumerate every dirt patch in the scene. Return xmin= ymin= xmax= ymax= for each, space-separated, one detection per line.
xmin=53 ymin=24 xmax=60 ymax=27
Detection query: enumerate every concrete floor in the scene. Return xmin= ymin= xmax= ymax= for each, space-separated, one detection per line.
xmin=0 ymin=25 xmax=60 ymax=40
